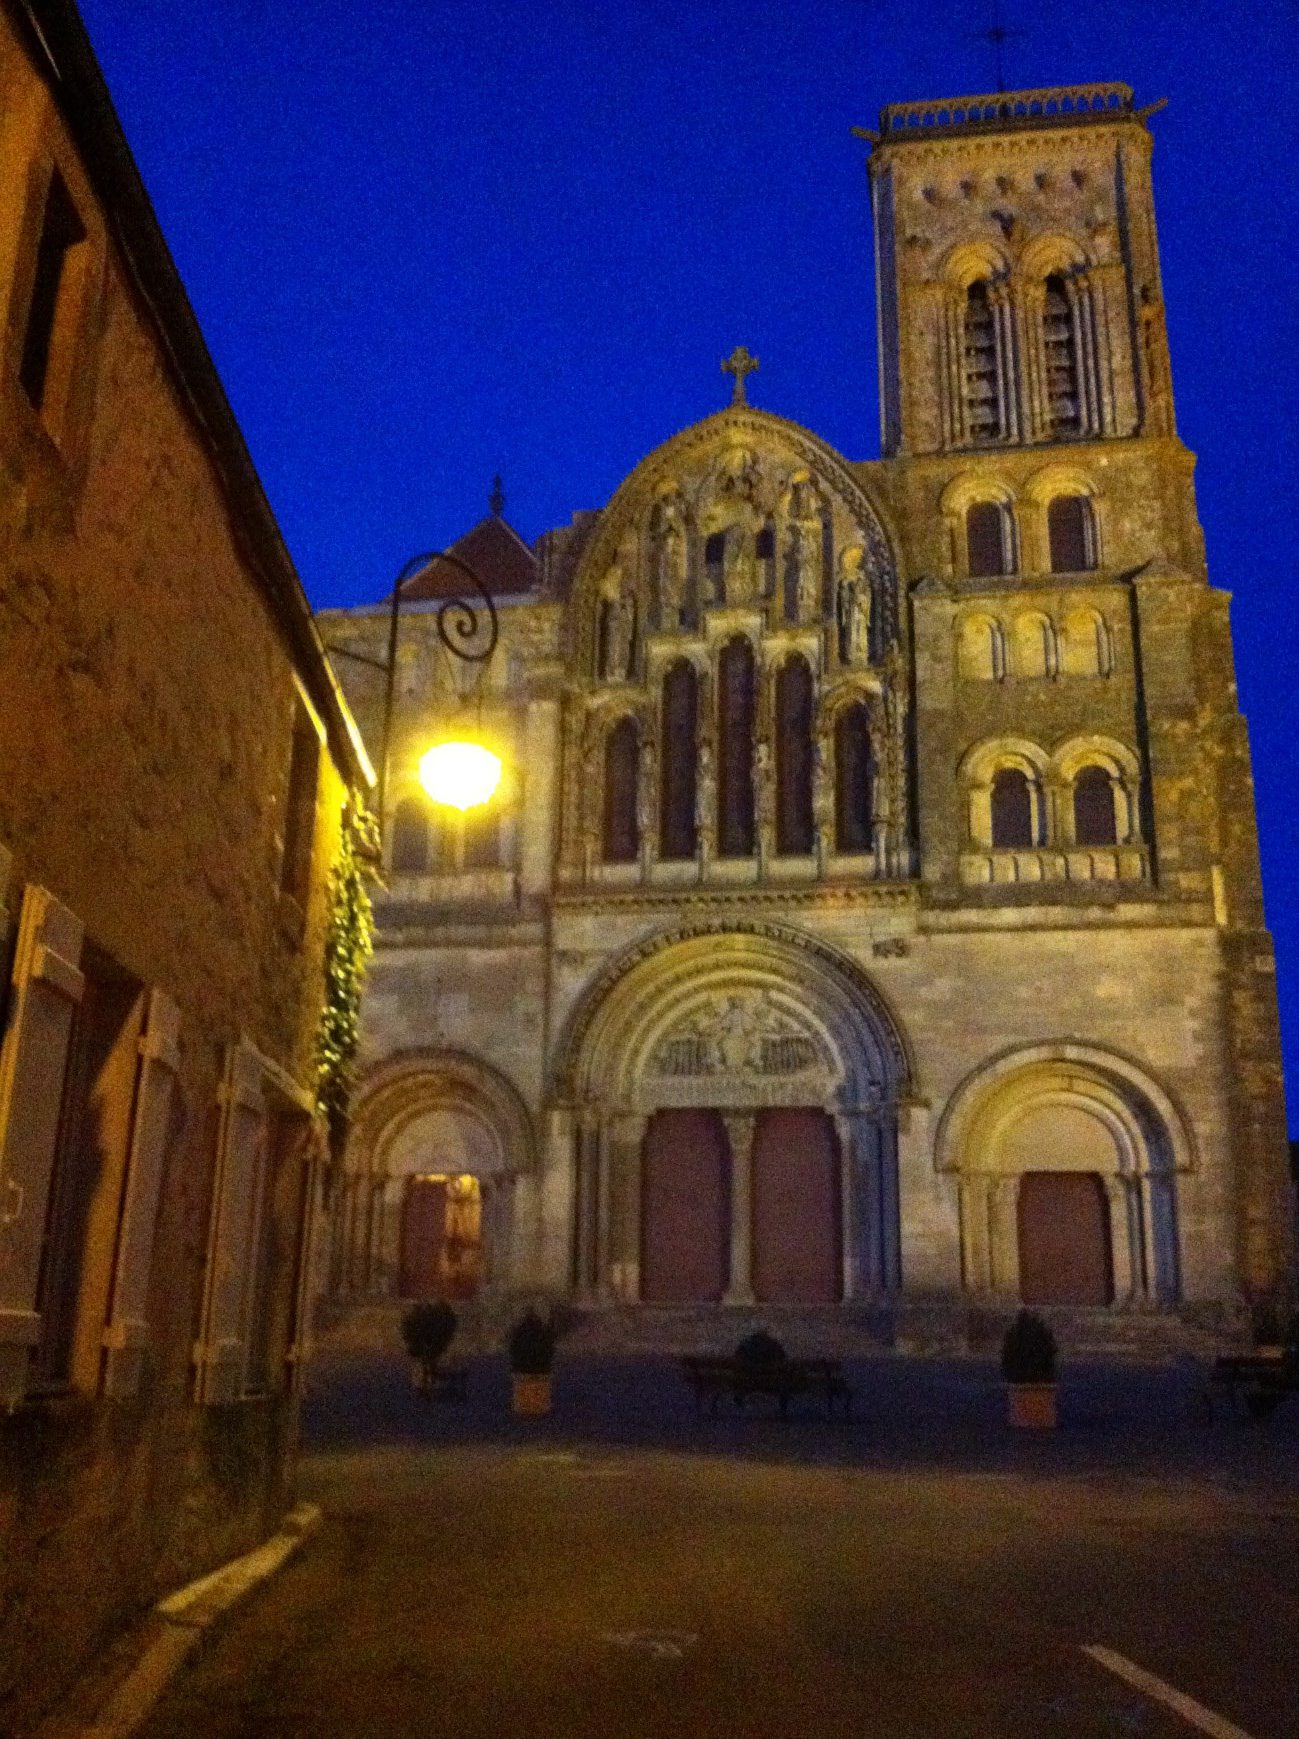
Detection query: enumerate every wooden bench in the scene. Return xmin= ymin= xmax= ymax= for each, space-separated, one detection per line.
xmin=681 ymin=1354 xmax=852 ymax=1419
xmin=1206 ymin=1349 xmax=1299 ymax=1419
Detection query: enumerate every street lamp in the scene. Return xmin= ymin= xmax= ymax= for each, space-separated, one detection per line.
xmin=328 ymin=549 xmax=501 ymax=834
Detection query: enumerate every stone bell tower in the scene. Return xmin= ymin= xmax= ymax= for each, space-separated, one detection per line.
xmin=863 ymin=84 xmax=1174 ymax=459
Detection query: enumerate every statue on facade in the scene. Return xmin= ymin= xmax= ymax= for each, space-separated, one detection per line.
xmin=695 ymin=738 xmax=716 ymax=854
xmin=812 ymin=730 xmax=834 ymax=852
xmin=836 ymin=545 xmax=872 ymax=665
xmin=724 ymin=522 xmax=761 ymax=607
xmin=637 ymin=738 xmax=657 ymax=853
xmin=754 ymin=736 xmax=774 ymax=848
xmin=788 ymin=516 xmax=823 ymax=621
xmin=600 ymin=566 xmax=636 ymax=681
xmin=654 ymin=498 xmax=688 ymax=629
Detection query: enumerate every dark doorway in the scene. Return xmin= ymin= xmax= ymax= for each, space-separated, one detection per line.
xmin=1017 ymin=1171 xmax=1113 ymax=1306
xmin=640 ymin=1110 xmax=729 ymax=1303
xmin=751 ymin=1108 xmax=841 ymax=1304
xmin=398 ymin=1174 xmax=483 ymax=1300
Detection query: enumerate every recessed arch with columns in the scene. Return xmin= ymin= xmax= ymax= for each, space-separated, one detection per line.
xmin=935 ymin=1041 xmax=1193 ymax=1307
xmin=334 ymin=1049 xmax=537 ymax=1300
xmin=552 ymin=921 xmax=914 ymax=1306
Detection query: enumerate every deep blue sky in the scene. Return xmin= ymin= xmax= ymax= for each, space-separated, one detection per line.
xmin=79 ymin=0 xmax=1299 ymax=1114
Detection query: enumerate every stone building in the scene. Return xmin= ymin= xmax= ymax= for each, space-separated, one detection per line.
xmin=322 ymin=84 xmax=1291 ymax=1343
xmin=0 ymin=1 xmax=371 ymax=1726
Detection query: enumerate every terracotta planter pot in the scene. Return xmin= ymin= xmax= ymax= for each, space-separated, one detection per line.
xmin=512 ymin=1373 xmax=552 ymax=1416
xmin=1007 ymin=1382 xmax=1057 ymax=1429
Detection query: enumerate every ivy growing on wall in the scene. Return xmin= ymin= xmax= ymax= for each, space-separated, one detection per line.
xmin=316 ymin=801 xmax=379 ymax=1140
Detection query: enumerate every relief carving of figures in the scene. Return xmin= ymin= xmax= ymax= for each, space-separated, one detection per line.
xmin=812 ymin=730 xmax=834 ymax=848
xmin=654 ymin=496 xmax=688 ymax=629
xmin=599 ymin=566 xmax=636 ymax=682
xmin=649 ymin=990 xmax=825 ymax=1079
xmin=836 ymin=545 xmax=872 ymax=666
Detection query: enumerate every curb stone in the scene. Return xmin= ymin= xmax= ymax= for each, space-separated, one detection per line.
xmin=35 ymin=1502 xmax=322 ymax=1739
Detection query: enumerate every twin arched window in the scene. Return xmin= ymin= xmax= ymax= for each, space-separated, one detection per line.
xmin=985 ymin=760 xmax=1127 ymax=851
xmin=961 ymin=268 xmax=1087 ymax=445
xmin=964 ymin=492 xmax=1095 ymax=579
xmin=963 ymin=282 xmax=1002 ymax=442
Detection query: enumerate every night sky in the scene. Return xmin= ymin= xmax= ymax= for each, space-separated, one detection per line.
xmin=76 ymin=0 xmax=1299 ymax=1114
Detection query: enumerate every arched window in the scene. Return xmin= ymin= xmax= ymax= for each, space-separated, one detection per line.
xmin=602 ymin=716 xmax=640 ymax=863
xmin=1073 ymin=766 xmax=1118 ymax=846
xmin=964 ymin=281 xmax=1002 ymax=441
xmin=703 ymin=531 xmax=725 ymax=605
xmin=390 ymin=797 xmax=431 ymax=874
xmin=1062 ymin=609 xmax=1112 ymax=678
xmin=957 ymin=614 xmax=1004 ymax=682
xmin=774 ymin=657 xmax=814 ymax=856
xmin=966 ymin=500 xmax=1011 ymax=578
xmin=462 ymin=805 xmax=502 ymax=870
xmin=1043 ymin=275 xmax=1081 ymax=436
xmin=834 ymin=702 xmax=873 ymax=853
xmin=990 ymin=767 xmax=1036 ymax=849
xmin=1012 ymin=613 xmax=1055 ymax=680
xmin=718 ymin=636 xmax=756 ymax=857
xmin=1048 ymin=494 xmax=1095 ymax=572
xmin=660 ymin=660 xmax=698 ymax=861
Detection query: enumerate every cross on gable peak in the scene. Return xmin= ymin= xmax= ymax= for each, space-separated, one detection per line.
xmin=721 ymin=345 xmax=759 ymax=406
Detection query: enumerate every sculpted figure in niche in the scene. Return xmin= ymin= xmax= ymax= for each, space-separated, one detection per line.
xmin=786 ymin=478 xmax=824 ymax=621
xmin=637 ymin=737 xmax=657 ymax=851
xmin=654 ymin=496 xmax=688 ymax=629
xmin=695 ymin=738 xmax=716 ymax=851
xmin=836 ymin=545 xmax=872 ymax=665
xmin=754 ymin=736 xmax=774 ymax=844
xmin=599 ymin=565 xmax=636 ymax=681
xmin=724 ymin=520 xmax=761 ymax=607
xmin=812 ymin=731 xmax=834 ymax=846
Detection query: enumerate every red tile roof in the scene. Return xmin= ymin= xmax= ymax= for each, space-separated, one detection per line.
xmin=396 ymin=515 xmax=538 ymax=602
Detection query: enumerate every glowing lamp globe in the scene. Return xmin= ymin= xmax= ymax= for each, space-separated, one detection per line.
xmin=418 ymin=741 xmax=502 ymax=811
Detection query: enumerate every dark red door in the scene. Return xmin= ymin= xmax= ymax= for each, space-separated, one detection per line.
xmin=751 ymin=1108 xmax=841 ymax=1304
xmin=1017 ymin=1171 xmax=1113 ymax=1306
xmin=399 ymin=1176 xmax=447 ymax=1299
xmin=640 ymin=1110 xmax=730 ymax=1303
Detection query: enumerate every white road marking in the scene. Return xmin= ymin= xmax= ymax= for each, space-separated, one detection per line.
xmin=1082 ymin=1644 xmax=1258 ymax=1739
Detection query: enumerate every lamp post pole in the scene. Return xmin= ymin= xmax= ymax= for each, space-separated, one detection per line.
xmin=330 ymin=550 xmax=499 ymax=836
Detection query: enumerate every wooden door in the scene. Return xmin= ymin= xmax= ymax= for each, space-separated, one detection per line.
xmin=399 ymin=1176 xmax=447 ymax=1299
xmin=640 ymin=1110 xmax=729 ymax=1303
xmin=751 ymin=1108 xmax=841 ymax=1305
xmin=1017 ymin=1171 xmax=1113 ymax=1306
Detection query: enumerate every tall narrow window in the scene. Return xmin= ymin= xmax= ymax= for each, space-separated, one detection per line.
xmin=966 ymin=501 xmax=1009 ymax=578
xmin=717 ymin=637 xmax=756 ymax=858
xmin=774 ymin=657 xmax=814 ymax=856
xmin=1043 ymin=275 xmax=1081 ymax=436
xmin=990 ymin=768 xmax=1036 ymax=849
xmin=1073 ymin=766 xmax=1118 ymax=846
xmin=1047 ymin=495 xmax=1095 ymax=573
xmin=19 ymin=170 xmax=85 ymax=414
xmin=602 ymin=716 xmax=641 ymax=863
xmin=963 ymin=281 xmax=1001 ymax=441
xmin=703 ymin=532 xmax=725 ymax=605
xmin=281 ymin=704 xmax=320 ymax=904
xmin=391 ymin=798 xmax=431 ymax=874
xmin=660 ymin=660 xmax=698 ymax=861
xmin=834 ymin=703 xmax=873 ymax=853
xmin=462 ymin=805 xmax=502 ymax=870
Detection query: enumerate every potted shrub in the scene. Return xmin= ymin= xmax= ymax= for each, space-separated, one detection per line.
xmin=401 ymin=1300 xmax=458 ymax=1394
xmin=509 ymin=1309 xmax=557 ymax=1416
xmin=1001 ymin=1309 xmax=1058 ymax=1429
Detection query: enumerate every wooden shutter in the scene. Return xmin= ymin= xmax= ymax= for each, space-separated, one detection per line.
xmin=0 ymin=887 xmax=85 ymax=1406
xmin=101 ymin=987 xmax=181 ymax=1399
xmin=195 ymin=1041 xmax=265 ymax=1404
xmin=287 ymin=1126 xmax=327 ymax=1395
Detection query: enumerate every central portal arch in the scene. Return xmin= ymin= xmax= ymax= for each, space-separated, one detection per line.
xmin=555 ymin=923 xmax=912 ymax=1306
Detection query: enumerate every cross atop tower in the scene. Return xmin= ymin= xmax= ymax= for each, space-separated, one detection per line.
xmin=721 ymin=345 xmax=759 ymax=406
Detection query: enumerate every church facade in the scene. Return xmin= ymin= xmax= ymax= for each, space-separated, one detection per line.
xmin=320 ymin=85 xmax=1291 ymax=1341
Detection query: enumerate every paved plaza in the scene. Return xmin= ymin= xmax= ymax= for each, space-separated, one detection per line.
xmin=121 ymin=1340 xmax=1299 ymax=1739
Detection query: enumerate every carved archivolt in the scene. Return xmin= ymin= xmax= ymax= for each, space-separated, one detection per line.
xmin=346 ymin=1048 xmax=538 ymax=1181
xmin=554 ymin=920 xmax=914 ymax=1110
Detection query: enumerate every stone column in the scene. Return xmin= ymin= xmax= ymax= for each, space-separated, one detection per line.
xmin=1106 ymin=1173 xmax=1140 ymax=1305
xmin=573 ymin=1109 xmax=600 ymax=1301
xmin=895 ymin=1100 xmax=960 ymax=1298
xmin=721 ymin=1112 xmax=756 ymax=1305
xmin=607 ymin=1112 xmax=648 ymax=1302
xmin=833 ymin=1113 xmax=865 ymax=1301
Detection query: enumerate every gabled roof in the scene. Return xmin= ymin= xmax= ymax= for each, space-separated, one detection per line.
xmin=396 ymin=513 xmax=539 ymax=603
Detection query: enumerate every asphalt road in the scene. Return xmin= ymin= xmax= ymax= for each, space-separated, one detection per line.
xmin=135 ymin=1352 xmax=1299 ymax=1739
